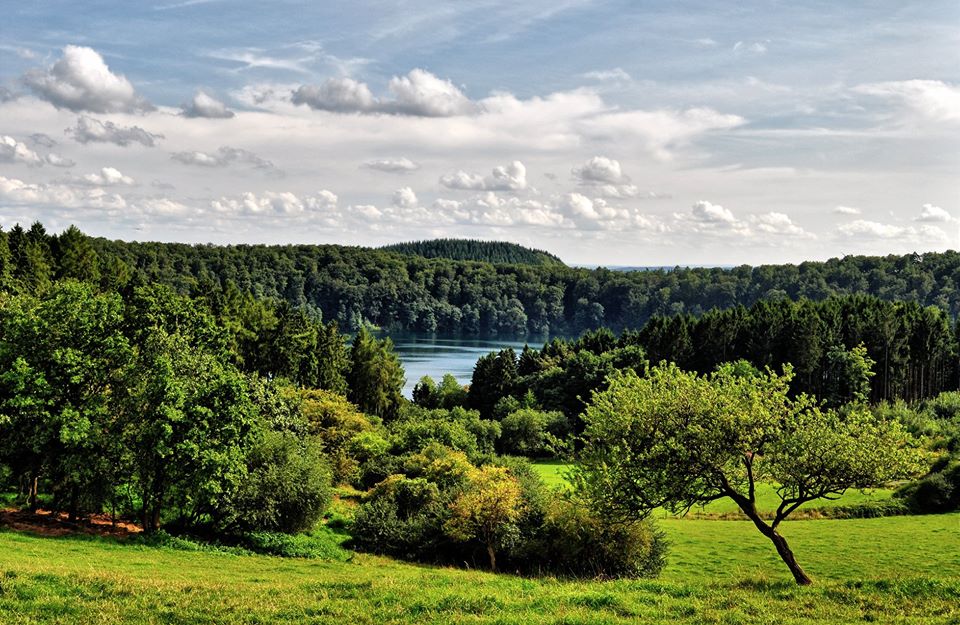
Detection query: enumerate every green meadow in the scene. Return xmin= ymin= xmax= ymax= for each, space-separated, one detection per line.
xmin=1 ymin=511 xmax=958 ymax=624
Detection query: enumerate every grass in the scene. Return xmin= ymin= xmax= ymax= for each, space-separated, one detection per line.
xmin=530 ymin=461 xmax=895 ymax=517
xmin=0 ymin=513 xmax=958 ymax=624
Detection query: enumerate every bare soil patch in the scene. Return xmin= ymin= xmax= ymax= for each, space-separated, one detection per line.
xmin=0 ymin=508 xmax=142 ymax=538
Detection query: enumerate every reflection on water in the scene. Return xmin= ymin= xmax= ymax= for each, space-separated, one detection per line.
xmin=381 ymin=333 xmax=543 ymax=396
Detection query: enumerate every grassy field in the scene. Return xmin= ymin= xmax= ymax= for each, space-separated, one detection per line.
xmin=530 ymin=461 xmax=895 ymax=516
xmin=0 ymin=512 xmax=958 ymax=624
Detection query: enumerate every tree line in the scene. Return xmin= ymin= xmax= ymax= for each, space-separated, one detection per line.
xmin=3 ymin=222 xmax=959 ymax=337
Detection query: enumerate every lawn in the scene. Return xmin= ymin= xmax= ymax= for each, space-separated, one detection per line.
xmin=530 ymin=461 xmax=895 ymax=517
xmin=0 ymin=513 xmax=957 ymax=624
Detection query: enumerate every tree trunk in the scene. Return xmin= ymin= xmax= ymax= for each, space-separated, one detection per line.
xmin=768 ymin=531 xmax=812 ymax=585
xmin=486 ymin=544 xmax=497 ymax=572
xmin=28 ymin=475 xmax=39 ymax=512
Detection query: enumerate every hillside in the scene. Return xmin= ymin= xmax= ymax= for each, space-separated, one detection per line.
xmin=381 ymin=238 xmax=565 ymax=266
xmin=7 ymin=222 xmax=960 ymax=337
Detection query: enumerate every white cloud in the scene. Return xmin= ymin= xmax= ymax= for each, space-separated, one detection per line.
xmin=571 ymin=156 xmax=642 ymax=198
xmin=387 ymin=69 xmax=476 ymax=117
xmin=580 ymin=68 xmax=631 ymax=82
xmin=67 ymin=115 xmax=163 ymax=147
xmin=733 ymin=40 xmax=768 ymax=55
xmin=292 ymin=69 xmax=475 ymax=117
xmin=853 ymin=80 xmax=960 ymax=123
xmin=392 ymin=186 xmax=418 ymax=208
xmin=170 ymin=146 xmax=280 ymax=174
xmin=180 ymin=91 xmax=235 ymax=118
xmin=0 ymin=175 xmax=127 ymax=211
xmin=579 ymin=107 xmax=745 ymax=160
xmin=81 ymin=167 xmax=135 ymax=186
xmin=211 ymin=189 xmax=338 ymax=216
xmin=833 ymin=205 xmax=862 ymax=215
xmin=362 ymin=157 xmax=420 ymax=173
xmin=0 ymin=135 xmax=73 ymax=167
xmin=690 ymin=200 xmax=736 ymax=223
xmin=440 ymin=161 xmax=527 ymax=191
xmin=28 ymin=133 xmax=57 ymax=148
xmin=1 ymin=135 xmax=43 ymax=165
xmin=751 ymin=212 xmax=807 ymax=236
xmin=837 ymin=219 xmax=949 ymax=243
xmin=292 ymin=77 xmax=376 ymax=113
xmin=916 ymin=203 xmax=953 ymax=223
xmin=23 ymin=46 xmax=151 ymax=113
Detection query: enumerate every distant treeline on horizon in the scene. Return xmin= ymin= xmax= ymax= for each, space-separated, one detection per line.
xmin=4 ymin=221 xmax=959 ymax=339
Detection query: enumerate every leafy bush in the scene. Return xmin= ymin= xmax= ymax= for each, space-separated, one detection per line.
xmin=895 ymin=461 xmax=960 ymax=513
xmin=238 ymin=527 xmax=350 ymax=560
xmin=350 ymin=475 xmax=446 ymax=560
xmin=499 ymin=408 xmax=570 ymax=457
xmin=521 ymin=495 xmax=667 ymax=579
xmin=390 ymin=406 xmax=500 ymax=460
xmin=215 ymin=431 xmax=333 ymax=533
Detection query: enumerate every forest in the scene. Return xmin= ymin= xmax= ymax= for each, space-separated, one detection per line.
xmin=39 ymin=224 xmax=960 ymax=337
xmin=380 ymin=238 xmax=564 ymax=266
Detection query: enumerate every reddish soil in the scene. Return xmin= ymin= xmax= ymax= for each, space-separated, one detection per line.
xmin=0 ymin=508 xmax=142 ymax=538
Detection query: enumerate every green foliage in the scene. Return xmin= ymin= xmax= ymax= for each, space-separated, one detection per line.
xmin=531 ymin=494 xmax=667 ymax=579
xmin=576 ymin=363 xmax=920 ymax=584
xmin=390 ymin=406 xmax=500 ymax=461
xmin=348 ymin=327 xmax=404 ymax=421
xmin=215 ymin=430 xmax=333 ymax=534
xmin=499 ymin=408 xmax=570 ymax=457
xmin=381 ymin=238 xmax=564 ymax=266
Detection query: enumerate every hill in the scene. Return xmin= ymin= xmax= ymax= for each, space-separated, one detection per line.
xmin=381 ymin=238 xmax=565 ymax=266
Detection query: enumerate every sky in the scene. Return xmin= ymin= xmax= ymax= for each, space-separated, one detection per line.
xmin=0 ymin=1 xmax=958 ymax=266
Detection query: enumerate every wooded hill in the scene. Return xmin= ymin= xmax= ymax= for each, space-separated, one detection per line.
xmin=381 ymin=238 xmax=564 ymax=266
xmin=5 ymin=221 xmax=960 ymax=337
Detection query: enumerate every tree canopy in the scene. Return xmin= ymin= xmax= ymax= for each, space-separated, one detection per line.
xmin=575 ymin=363 xmax=920 ymax=585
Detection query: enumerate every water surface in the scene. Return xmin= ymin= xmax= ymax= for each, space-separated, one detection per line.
xmin=383 ymin=333 xmax=536 ymax=396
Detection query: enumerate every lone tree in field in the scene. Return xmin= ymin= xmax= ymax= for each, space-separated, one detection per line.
xmin=575 ymin=363 xmax=918 ymax=585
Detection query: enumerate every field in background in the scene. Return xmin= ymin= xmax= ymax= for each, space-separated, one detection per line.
xmin=1 ymin=512 xmax=958 ymax=624
xmin=530 ymin=462 xmax=895 ymax=517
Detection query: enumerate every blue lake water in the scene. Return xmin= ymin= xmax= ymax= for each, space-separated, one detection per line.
xmin=383 ymin=334 xmax=538 ymax=396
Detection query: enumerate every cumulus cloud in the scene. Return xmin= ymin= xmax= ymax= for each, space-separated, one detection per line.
xmin=292 ymin=69 xmax=475 ymax=117
xmin=28 ymin=133 xmax=57 ymax=148
xmin=387 ymin=69 xmax=476 ymax=117
xmin=211 ymin=189 xmax=338 ymax=216
xmin=571 ymin=156 xmax=643 ymax=199
xmin=180 ymin=90 xmax=235 ymax=118
xmin=1 ymin=135 xmax=73 ymax=167
xmin=572 ymin=156 xmax=626 ymax=184
xmin=833 ymin=205 xmax=862 ymax=215
xmin=690 ymin=200 xmax=736 ymax=223
xmin=23 ymin=45 xmax=151 ymax=113
xmin=81 ymin=167 xmax=135 ymax=186
xmin=292 ymin=77 xmax=376 ymax=113
xmin=580 ymin=107 xmax=745 ymax=160
xmin=916 ymin=203 xmax=953 ymax=223
xmin=170 ymin=146 xmax=280 ymax=175
xmin=1 ymin=135 xmax=44 ymax=165
xmin=362 ymin=157 xmax=420 ymax=173
xmin=837 ymin=219 xmax=950 ymax=243
xmin=67 ymin=115 xmax=163 ymax=147
xmin=853 ymin=80 xmax=960 ymax=123
xmin=440 ymin=161 xmax=527 ymax=191
xmin=392 ymin=186 xmax=418 ymax=208
xmin=750 ymin=212 xmax=807 ymax=236
xmin=0 ymin=175 xmax=128 ymax=211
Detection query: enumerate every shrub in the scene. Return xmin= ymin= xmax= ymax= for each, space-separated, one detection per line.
xmin=216 ymin=431 xmax=333 ymax=533
xmin=527 ymin=495 xmax=667 ymax=579
xmin=390 ymin=406 xmax=500 ymax=460
xmin=350 ymin=475 xmax=447 ymax=560
xmin=499 ymin=408 xmax=570 ymax=457
xmin=895 ymin=459 xmax=960 ymax=513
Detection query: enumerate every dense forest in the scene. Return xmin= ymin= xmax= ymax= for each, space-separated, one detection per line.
xmin=381 ymin=238 xmax=564 ymax=266
xmin=8 ymin=224 xmax=943 ymax=337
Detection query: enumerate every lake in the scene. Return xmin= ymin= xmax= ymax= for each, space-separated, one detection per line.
xmin=383 ymin=333 xmax=539 ymax=396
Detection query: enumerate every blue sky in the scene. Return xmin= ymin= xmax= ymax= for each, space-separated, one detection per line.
xmin=0 ymin=0 xmax=957 ymax=264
